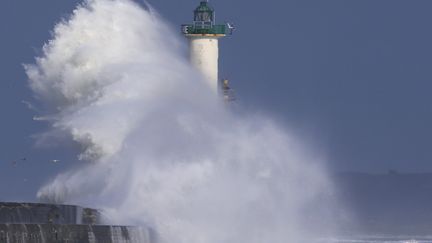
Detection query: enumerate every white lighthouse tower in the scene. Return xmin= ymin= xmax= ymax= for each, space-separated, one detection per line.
xmin=182 ymin=1 xmax=233 ymax=93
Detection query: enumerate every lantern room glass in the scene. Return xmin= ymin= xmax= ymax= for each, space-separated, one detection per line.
xmin=194 ymin=11 xmax=213 ymax=22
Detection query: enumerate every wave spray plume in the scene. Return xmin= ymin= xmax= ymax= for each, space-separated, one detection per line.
xmin=25 ymin=0 xmax=344 ymax=242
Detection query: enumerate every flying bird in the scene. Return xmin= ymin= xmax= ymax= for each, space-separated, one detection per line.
xmin=226 ymin=22 xmax=235 ymax=35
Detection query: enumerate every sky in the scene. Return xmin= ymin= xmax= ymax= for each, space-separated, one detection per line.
xmin=1 ymin=0 xmax=432 ymax=200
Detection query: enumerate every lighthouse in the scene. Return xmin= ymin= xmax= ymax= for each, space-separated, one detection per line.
xmin=182 ymin=1 xmax=234 ymax=93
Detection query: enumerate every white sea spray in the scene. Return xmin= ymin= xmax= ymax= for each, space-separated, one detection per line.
xmin=25 ymin=0 xmax=344 ymax=242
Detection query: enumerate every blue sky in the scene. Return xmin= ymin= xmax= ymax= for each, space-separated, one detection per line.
xmin=1 ymin=0 xmax=432 ymax=200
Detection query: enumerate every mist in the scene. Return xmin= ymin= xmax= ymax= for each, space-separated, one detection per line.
xmin=25 ymin=0 xmax=345 ymax=242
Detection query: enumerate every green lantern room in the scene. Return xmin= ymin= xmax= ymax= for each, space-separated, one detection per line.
xmin=182 ymin=1 xmax=230 ymax=36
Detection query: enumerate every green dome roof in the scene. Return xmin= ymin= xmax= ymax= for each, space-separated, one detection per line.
xmin=195 ymin=1 xmax=214 ymax=13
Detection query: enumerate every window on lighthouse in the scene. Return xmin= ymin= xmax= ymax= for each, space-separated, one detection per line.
xmin=195 ymin=12 xmax=213 ymax=23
